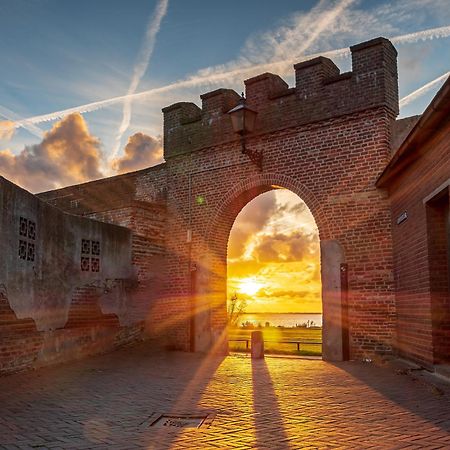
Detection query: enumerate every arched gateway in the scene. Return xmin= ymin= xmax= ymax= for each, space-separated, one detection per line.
xmin=160 ymin=37 xmax=398 ymax=361
xmin=199 ymin=173 xmax=344 ymax=360
xmin=38 ymin=37 xmax=399 ymax=363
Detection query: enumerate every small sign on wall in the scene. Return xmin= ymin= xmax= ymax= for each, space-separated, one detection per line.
xmin=397 ymin=211 xmax=408 ymax=225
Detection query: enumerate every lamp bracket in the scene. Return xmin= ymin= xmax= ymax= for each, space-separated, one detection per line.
xmin=241 ymin=136 xmax=263 ymax=171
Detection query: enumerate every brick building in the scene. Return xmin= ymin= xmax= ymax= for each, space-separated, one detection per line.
xmin=377 ymin=76 xmax=450 ymax=370
xmin=0 ymin=36 xmax=449 ymax=375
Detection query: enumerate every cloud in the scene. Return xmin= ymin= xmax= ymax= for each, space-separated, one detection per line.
xmin=241 ymin=0 xmax=357 ymax=65
xmin=4 ymin=0 xmax=450 ymax=153
xmin=228 ymin=194 xmax=319 ymax=272
xmin=229 ymin=190 xmax=319 ymax=261
xmin=253 ymin=231 xmax=319 ymax=263
xmin=0 ymin=104 xmax=44 ymax=139
xmin=276 ymin=201 xmax=308 ymax=216
xmin=112 ymin=132 xmax=163 ymax=174
xmin=227 ymin=190 xmax=322 ymax=312
xmin=0 ymin=121 xmax=15 ymax=141
xmin=228 ymin=191 xmax=277 ymax=259
xmin=9 ymin=24 xmax=450 ymax=130
xmin=0 ymin=113 xmax=103 ymax=192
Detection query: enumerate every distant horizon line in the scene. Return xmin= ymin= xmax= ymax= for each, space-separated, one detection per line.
xmin=243 ymin=312 xmax=322 ymax=315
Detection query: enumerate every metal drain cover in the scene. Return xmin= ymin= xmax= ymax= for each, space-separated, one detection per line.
xmin=142 ymin=413 xmax=215 ymax=429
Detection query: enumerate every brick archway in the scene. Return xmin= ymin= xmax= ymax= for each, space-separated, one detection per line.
xmin=207 ymin=172 xmax=331 ymax=243
xmin=38 ymin=37 xmax=399 ymax=362
xmin=193 ymin=173 xmax=345 ymax=360
xmin=156 ymin=37 xmax=399 ymax=360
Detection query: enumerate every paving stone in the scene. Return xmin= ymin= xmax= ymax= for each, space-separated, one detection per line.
xmin=0 ymin=343 xmax=450 ymax=449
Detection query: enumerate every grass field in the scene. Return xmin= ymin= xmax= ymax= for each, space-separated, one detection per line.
xmin=228 ymin=326 xmax=322 ymax=356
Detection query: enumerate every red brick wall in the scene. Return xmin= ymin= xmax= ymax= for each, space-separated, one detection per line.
xmin=86 ymin=203 xmax=167 ymax=331
xmin=155 ymin=37 xmax=399 ymax=358
xmin=387 ymin=125 xmax=450 ymax=367
xmin=0 ymin=292 xmax=43 ymax=374
xmin=0 ymin=288 xmax=145 ymax=376
xmin=162 ymin=38 xmax=398 ymax=159
xmin=66 ymin=286 xmax=120 ymax=328
xmin=160 ymin=106 xmax=397 ymax=358
xmin=427 ymin=195 xmax=450 ymax=364
xmin=38 ymin=37 xmax=401 ymax=360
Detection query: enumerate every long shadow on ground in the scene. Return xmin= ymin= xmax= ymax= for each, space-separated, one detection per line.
xmin=252 ymin=357 xmax=291 ymax=449
xmin=0 ymin=342 xmax=225 ymax=448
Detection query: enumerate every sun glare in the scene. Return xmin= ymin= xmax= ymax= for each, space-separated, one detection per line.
xmin=227 ymin=190 xmax=321 ymax=313
xmin=239 ymin=278 xmax=263 ymax=296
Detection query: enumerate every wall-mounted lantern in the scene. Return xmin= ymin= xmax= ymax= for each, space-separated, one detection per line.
xmin=228 ymin=93 xmax=262 ymax=170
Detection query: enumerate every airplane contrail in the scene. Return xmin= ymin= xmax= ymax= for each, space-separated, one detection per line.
xmin=111 ymin=0 xmax=168 ymax=161
xmin=392 ymin=25 xmax=450 ymax=45
xmin=11 ymin=24 xmax=450 ymax=129
xmin=399 ymin=71 xmax=450 ymax=108
xmin=299 ymin=0 xmax=357 ymax=54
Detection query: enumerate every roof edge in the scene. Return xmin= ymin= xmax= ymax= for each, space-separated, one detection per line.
xmin=376 ymin=75 xmax=450 ymax=188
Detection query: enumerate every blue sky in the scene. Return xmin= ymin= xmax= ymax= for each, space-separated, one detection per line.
xmin=1 ymin=0 xmax=449 ymax=191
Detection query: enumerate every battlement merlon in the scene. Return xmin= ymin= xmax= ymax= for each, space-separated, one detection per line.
xmin=162 ymin=37 xmax=399 ymax=159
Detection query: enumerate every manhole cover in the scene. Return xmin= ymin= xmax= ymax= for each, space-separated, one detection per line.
xmin=142 ymin=413 xmax=215 ymax=429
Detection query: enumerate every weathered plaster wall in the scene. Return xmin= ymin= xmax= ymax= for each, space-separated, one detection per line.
xmin=0 ymin=177 xmax=143 ymax=375
xmin=38 ymin=166 xmax=168 ymax=337
xmin=0 ymin=176 xmax=134 ymax=329
xmin=0 ymin=285 xmax=144 ymax=374
xmin=321 ymin=240 xmax=346 ymax=362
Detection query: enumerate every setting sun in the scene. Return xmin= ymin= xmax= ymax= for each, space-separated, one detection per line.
xmin=227 ymin=190 xmax=321 ymax=314
xmin=239 ymin=278 xmax=263 ymax=296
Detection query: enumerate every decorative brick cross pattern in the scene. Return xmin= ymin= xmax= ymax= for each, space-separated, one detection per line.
xmin=80 ymin=239 xmax=101 ymax=272
xmin=18 ymin=217 xmax=36 ymax=262
xmin=80 ymin=257 xmax=90 ymax=272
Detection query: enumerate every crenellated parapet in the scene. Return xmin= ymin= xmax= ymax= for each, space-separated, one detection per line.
xmin=162 ymin=90 xmax=241 ymax=159
xmin=162 ymin=37 xmax=399 ymax=159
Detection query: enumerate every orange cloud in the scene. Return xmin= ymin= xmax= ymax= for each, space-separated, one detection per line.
xmin=0 ymin=121 xmax=15 ymax=141
xmin=228 ymin=191 xmax=277 ymax=259
xmin=112 ymin=132 xmax=163 ymax=174
xmin=253 ymin=231 xmax=319 ymax=263
xmin=0 ymin=113 xmax=103 ymax=192
xmin=227 ymin=190 xmax=321 ymax=313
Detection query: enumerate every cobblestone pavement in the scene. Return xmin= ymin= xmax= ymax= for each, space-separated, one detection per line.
xmin=1 ymin=343 xmax=450 ymax=449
